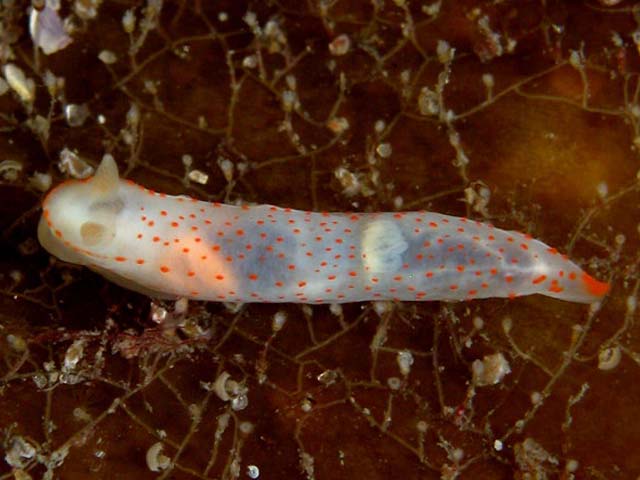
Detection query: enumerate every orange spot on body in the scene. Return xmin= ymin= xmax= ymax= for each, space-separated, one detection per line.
xmin=581 ymin=272 xmax=610 ymax=297
xmin=532 ymin=275 xmax=547 ymax=284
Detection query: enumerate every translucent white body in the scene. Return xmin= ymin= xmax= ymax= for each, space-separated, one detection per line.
xmin=38 ymin=156 xmax=609 ymax=304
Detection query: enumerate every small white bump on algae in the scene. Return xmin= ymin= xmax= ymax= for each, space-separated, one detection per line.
xmin=397 ymin=350 xmax=414 ymax=376
xmin=98 ymin=50 xmax=117 ymax=64
xmin=472 ymin=352 xmax=511 ymax=386
xmin=58 ymin=148 xmax=94 ymax=179
xmin=329 ymin=34 xmax=350 ymax=56
xmin=3 ymin=64 xmax=35 ymax=103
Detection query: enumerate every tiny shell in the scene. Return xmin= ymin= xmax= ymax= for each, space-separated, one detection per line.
xmin=212 ymin=371 xmax=231 ymax=401
xmin=598 ymin=345 xmax=621 ymax=370
xmin=29 ymin=2 xmax=72 ymax=55
xmin=145 ymin=442 xmax=170 ymax=472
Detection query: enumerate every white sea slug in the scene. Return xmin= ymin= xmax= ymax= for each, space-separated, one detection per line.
xmin=38 ymin=155 xmax=610 ymax=304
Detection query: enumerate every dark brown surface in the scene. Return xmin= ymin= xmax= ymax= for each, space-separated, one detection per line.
xmin=1 ymin=1 xmax=639 ymax=478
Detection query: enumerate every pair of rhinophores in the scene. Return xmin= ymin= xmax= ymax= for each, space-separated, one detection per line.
xmin=38 ymin=155 xmax=609 ymax=304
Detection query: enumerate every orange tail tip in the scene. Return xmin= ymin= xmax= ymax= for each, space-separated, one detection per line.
xmin=581 ymin=272 xmax=610 ymax=298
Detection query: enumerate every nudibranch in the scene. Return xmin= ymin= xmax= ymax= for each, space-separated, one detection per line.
xmin=38 ymin=155 xmax=610 ymax=304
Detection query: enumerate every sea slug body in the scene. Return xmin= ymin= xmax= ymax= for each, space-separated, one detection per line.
xmin=38 ymin=155 xmax=610 ymax=304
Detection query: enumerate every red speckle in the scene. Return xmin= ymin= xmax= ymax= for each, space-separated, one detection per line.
xmin=248 ymin=273 xmax=258 ymax=281
xmin=115 ymin=256 xmax=127 ymax=262
xmin=160 ymin=210 xmax=167 ymax=216
xmin=548 ymin=284 xmax=564 ymax=293
xmin=236 ymin=229 xmax=244 ymax=236
xmin=425 ymin=271 xmax=434 ymax=278
xmin=532 ymin=275 xmax=547 ymax=284
xmin=187 ymin=271 xmax=195 ymax=277
xmin=160 ymin=266 xmax=170 ymax=273
xmin=569 ymin=272 xmax=577 ymax=280
xmin=581 ymin=272 xmax=610 ymax=297
xmin=429 ymin=222 xmax=438 ymax=228
xmin=288 ymin=264 xmax=296 ymax=270
xmin=298 ymin=281 xmax=307 ymax=288
xmin=456 ymin=265 xmax=465 ymax=272
xmin=137 ymin=233 xmax=143 ymax=239
xmin=183 ymin=248 xmax=190 ymax=253
xmin=449 ymin=284 xmax=458 ymax=290
xmin=328 ymin=275 xmax=336 ymax=281
xmin=136 ymin=259 xmax=145 ymax=265
xmin=171 ymin=222 xmax=179 ymax=227
xmin=505 ymin=275 xmax=513 ymax=283
xmin=153 ymin=236 xmax=160 ymax=242
xmin=349 ymin=271 xmax=357 ymax=277
xmin=520 ymin=243 xmax=529 ymax=250
xmin=215 ymin=274 xmax=224 ymax=280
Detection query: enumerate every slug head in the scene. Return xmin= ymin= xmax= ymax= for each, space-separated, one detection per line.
xmin=38 ymin=155 xmax=124 ymax=264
